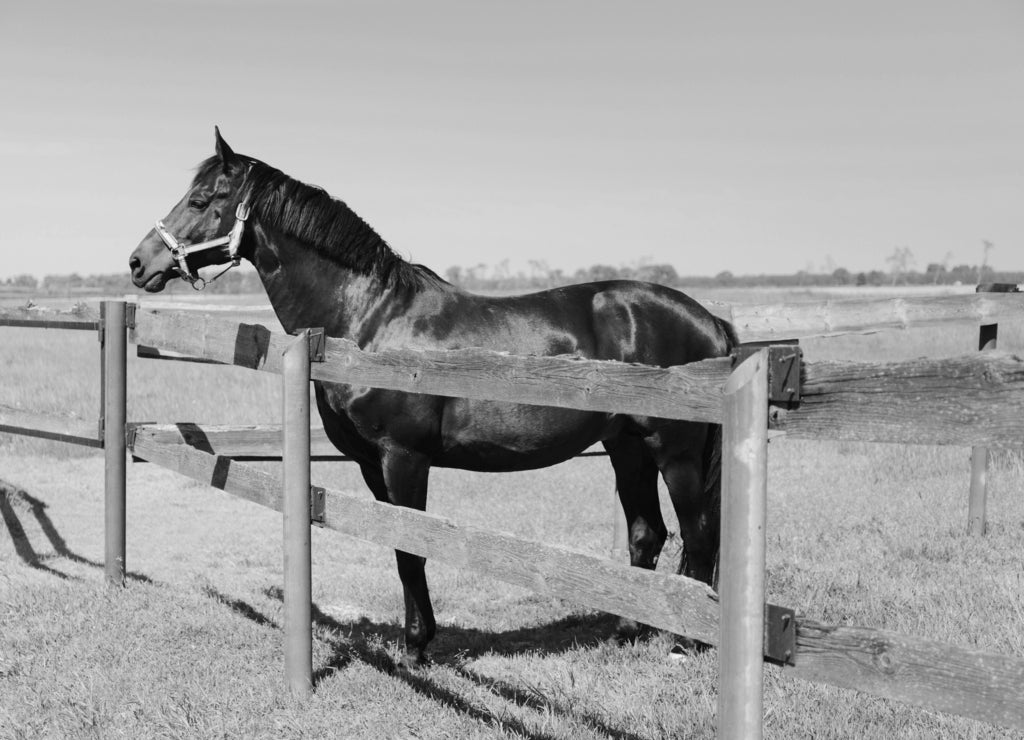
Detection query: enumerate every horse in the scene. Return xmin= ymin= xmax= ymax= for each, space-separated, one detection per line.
xmin=129 ymin=128 xmax=737 ymax=668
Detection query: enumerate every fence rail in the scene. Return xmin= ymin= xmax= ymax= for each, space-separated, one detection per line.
xmin=132 ymin=306 xmax=1024 ymax=448
xmin=702 ymin=292 xmax=1024 ymax=342
xmin=5 ymin=293 xmax=1024 ymax=735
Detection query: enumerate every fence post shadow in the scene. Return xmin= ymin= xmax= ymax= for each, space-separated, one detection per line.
xmin=0 ymin=480 xmax=155 ymax=584
xmin=1 ymin=481 xmax=78 ymax=579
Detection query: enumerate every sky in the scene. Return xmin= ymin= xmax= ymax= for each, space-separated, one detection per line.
xmin=1 ymin=0 xmax=1021 ymax=282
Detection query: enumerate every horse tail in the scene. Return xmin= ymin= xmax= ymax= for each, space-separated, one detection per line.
xmin=687 ymin=314 xmax=736 ymax=586
xmin=714 ymin=313 xmax=740 ymax=356
xmin=695 ymin=422 xmax=723 ymax=587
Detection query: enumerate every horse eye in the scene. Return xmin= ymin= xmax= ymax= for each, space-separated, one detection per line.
xmin=189 ymin=199 xmax=209 ymax=211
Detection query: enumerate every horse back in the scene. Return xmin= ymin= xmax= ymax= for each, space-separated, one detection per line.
xmin=390 ymin=279 xmax=731 ymax=367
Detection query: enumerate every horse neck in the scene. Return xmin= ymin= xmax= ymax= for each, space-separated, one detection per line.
xmin=247 ymin=222 xmax=424 ymax=344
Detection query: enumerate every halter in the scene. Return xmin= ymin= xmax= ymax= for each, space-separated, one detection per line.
xmin=154 ymin=200 xmax=250 ymax=290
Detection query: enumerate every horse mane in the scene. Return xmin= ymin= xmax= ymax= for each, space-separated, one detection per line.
xmin=193 ymin=156 xmax=448 ymax=291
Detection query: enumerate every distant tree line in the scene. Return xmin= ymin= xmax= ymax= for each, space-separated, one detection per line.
xmin=1 ymin=268 xmax=265 ymax=297
xmin=4 ymin=247 xmax=1021 ymax=298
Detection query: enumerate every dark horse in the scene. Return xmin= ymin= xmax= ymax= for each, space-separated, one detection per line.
xmin=129 ymin=129 xmax=737 ymax=667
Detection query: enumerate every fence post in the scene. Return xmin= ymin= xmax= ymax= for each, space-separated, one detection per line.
xmin=718 ymin=350 xmax=769 ymax=740
xmin=101 ymin=300 xmax=127 ymax=587
xmin=282 ymin=330 xmax=313 ymax=697
xmin=968 ymin=323 xmax=997 ymax=536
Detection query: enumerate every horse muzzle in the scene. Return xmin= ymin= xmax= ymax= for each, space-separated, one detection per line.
xmin=129 ymin=234 xmax=178 ymax=292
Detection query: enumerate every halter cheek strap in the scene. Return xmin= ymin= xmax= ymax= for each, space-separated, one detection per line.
xmin=154 ymin=201 xmax=250 ymax=290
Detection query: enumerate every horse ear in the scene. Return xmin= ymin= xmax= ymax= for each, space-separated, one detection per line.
xmin=214 ymin=126 xmax=238 ymax=169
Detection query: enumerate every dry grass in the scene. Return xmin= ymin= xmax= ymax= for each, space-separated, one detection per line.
xmin=2 ymin=292 xmax=1024 ymax=738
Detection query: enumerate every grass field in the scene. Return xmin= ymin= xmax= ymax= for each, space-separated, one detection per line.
xmin=2 ymin=290 xmax=1023 ymax=738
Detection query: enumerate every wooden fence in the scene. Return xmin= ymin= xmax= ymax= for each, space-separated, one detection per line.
xmin=3 ymin=293 xmax=1024 ymax=737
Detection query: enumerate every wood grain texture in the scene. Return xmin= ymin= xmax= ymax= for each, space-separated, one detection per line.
xmin=131 ymin=308 xmax=729 ymax=423
xmin=131 ymin=432 xmax=283 ymax=511
xmin=776 ymin=351 xmax=1024 ymax=448
xmin=314 ymin=339 xmax=727 ymax=424
xmin=128 ymin=433 xmax=721 ymax=644
xmin=0 ymin=407 xmax=101 ymax=447
xmin=132 ymin=308 xmax=1024 ymax=447
xmin=130 ymin=309 xmax=289 ymax=373
xmin=790 ymin=619 xmax=1024 ymax=731
xmin=701 ymin=293 xmax=1024 ymax=343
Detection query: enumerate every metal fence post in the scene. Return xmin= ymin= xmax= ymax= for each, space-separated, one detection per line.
xmin=282 ymin=329 xmax=313 ymax=696
xmin=102 ymin=300 xmax=127 ymax=587
xmin=718 ymin=350 xmax=769 ymax=740
xmin=968 ymin=323 xmax=997 ymax=536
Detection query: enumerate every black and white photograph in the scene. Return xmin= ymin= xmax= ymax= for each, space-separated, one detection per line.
xmin=1 ymin=1 xmax=1022 ymax=737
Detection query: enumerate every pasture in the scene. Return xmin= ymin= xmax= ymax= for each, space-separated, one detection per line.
xmin=2 ymin=289 xmax=1023 ymax=738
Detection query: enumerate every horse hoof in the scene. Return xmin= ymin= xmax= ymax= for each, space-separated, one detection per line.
xmin=615 ymin=617 xmax=651 ymax=643
xmin=670 ymin=637 xmax=710 ymax=657
xmin=398 ymin=650 xmax=429 ymax=671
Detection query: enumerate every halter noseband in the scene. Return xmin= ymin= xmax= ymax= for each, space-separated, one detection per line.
xmin=154 ymin=200 xmax=251 ymax=290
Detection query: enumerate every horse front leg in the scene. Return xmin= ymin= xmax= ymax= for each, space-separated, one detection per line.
xmin=363 ymin=450 xmax=436 ymax=668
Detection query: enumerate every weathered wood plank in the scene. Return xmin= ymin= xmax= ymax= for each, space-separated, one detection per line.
xmin=130 ymin=308 xmax=730 ymax=424
xmin=128 ymin=434 xmax=722 ymax=644
xmin=315 ymin=339 xmax=727 ymax=424
xmin=701 ymin=293 xmax=1024 ymax=343
xmin=0 ymin=303 xmax=100 ymax=330
xmin=790 ymin=619 xmax=1024 ymax=731
xmin=134 ymin=423 xmax=348 ymax=460
xmin=132 ymin=308 xmax=1024 ymax=447
xmin=131 ymin=432 xmax=283 ymax=511
xmin=0 ymin=407 xmax=102 ymax=447
xmin=776 ymin=351 xmax=1024 ymax=448
xmin=130 ymin=309 xmax=290 ymax=373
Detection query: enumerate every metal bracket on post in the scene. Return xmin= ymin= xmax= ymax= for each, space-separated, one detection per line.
xmin=734 ymin=344 xmax=802 ymax=408
xmin=978 ymin=323 xmax=998 ymax=352
xmin=308 ymin=328 xmax=325 ymax=363
xmin=125 ymin=422 xmax=140 ymax=450
xmin=310 ymin=485 xmax=326 ymax=527
xmin=124 ymin=302 xmax=137 ymax=331
xmin=763 ymin=603 xmax=797 ymax=666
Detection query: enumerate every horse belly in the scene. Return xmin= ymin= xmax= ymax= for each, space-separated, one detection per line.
xmin=436 ymin=398 xmax=615 ymax=472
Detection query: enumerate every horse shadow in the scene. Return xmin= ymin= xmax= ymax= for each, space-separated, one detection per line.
xmin=203 ymin=584 xmax=648 ymax=740
xmin=0 ymin=480 xmax=151 ymax=584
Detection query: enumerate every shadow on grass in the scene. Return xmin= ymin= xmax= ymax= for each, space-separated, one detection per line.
xmin=0 ymin=480 xmax=152 ymax=584
xmin=204 ymin=584 xmax=646 ymax=740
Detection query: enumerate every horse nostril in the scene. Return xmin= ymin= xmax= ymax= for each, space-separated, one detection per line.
xmin=129 ymin=256 xmax=141 ymax=272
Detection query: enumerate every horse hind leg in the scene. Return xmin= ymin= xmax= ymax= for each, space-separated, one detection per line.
xmin=603 ymin=435 xmax=666 ymax=639
xmin=653 ymin=424 xmax=720 ymax=589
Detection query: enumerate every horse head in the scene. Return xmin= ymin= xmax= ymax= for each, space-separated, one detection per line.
xmin=129 ymin=127 xmax=251 ymax=291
